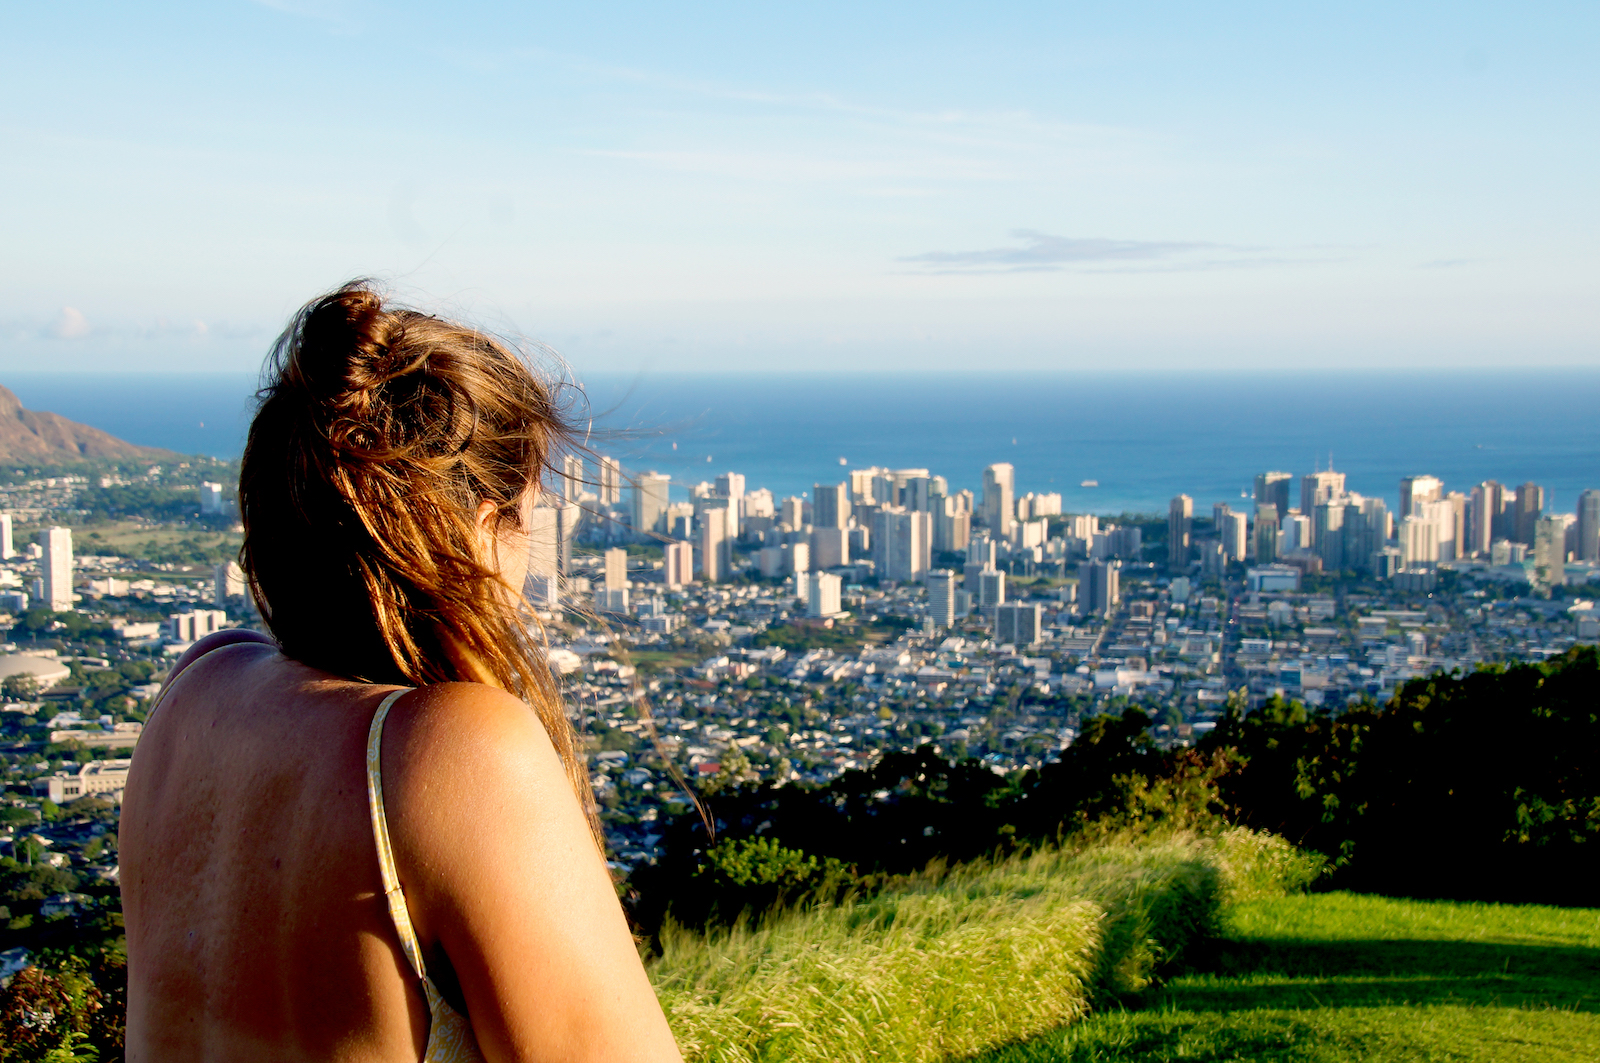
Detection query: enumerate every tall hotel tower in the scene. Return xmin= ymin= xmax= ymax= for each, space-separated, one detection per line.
xmin=41 ymin=526 xmax=73 ymax=612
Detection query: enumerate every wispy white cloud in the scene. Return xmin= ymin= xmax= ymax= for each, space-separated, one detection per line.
xmin=899 ymin=230 xmax=1241 ymax=274
xmin=52 ymin=307 xmax=90 ymax=339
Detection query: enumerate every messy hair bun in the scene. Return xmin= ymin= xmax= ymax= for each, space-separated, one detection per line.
xmin=239 ymin=281 xmax=592 ymax=819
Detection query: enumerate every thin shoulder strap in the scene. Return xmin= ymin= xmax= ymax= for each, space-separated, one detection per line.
xmin=366 ymin=687 xmax=429 ymax=984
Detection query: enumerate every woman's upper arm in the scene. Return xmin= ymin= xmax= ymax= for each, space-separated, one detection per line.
xmin=383 ymin=684 xmax=682 ymax=1063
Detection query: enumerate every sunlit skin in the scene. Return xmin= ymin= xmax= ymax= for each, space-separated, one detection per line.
xmin=119 ymin=488 xmax=683 ymax=1062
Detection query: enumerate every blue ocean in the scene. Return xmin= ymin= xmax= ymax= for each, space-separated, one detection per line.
xmin=5 ymin=371 xmax=1599 ymax=517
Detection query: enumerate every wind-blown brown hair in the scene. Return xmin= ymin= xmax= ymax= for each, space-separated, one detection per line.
xmin=239 ymin=281 xmax=593 ymax=822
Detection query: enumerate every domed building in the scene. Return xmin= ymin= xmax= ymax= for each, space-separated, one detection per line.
xmin=0 ymin=653 xmax=72 ymax=692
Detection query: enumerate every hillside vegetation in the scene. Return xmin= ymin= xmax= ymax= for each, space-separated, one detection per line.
xmin=636 ymin=645 xmax=1600 ymax=934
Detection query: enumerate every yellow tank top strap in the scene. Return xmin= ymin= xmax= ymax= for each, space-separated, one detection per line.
xmin=366 ymin=688 xmax=430 ymax=982
xmin=366 ymin=688 xmax=488 ymax=1063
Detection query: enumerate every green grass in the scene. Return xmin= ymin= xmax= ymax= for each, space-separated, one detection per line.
xmin=630 ymin=650 xmax=703 ymax=674
xmin=972 ymin=892 xmax=1600 ymax=1063
xmin=649 ymin=829 xmax=1319 ymax=1063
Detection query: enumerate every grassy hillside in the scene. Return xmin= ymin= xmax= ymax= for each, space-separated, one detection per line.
xmin=647 ymin=828 xmax=1321 ymax=1063
xmin=975 ymin=892 xmax=1600 ymax=1062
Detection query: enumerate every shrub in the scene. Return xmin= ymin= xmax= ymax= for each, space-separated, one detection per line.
xmin=1208 ymin=826 xmax=1327 ymax=903
xmin=670 ymin=837 xmax=862 ymax=930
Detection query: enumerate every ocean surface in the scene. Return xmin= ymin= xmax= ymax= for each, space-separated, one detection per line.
xmin=5 ymin=371 xmax=1599 ymax=517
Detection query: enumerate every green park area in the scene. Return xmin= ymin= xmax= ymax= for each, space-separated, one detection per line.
xmin=630 ymin=649 xmax=705 ymax=674
xmin=978 ymin=892 xmax=1600 ymax=1063
xmin=60 ymin=521 xmax=239 ymax=569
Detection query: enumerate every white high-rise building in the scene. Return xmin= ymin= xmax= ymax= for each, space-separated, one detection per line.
xmin=699 ymin=504 xmax=728 ymax=583
xmin=664 ymin=541 xmax=693 ymax=588
xmin=1219 ymin=509 xmax=1248 ymax=561
xmin=560 ymin=455 xmax=584 ymax=501
xmin=808 ymin=572 xmax=842 ymax=618
xmin=1416 ymin=495 xmax=1464 ymax=562
xmin=0 ymin=513 xmax=13 ymax=560
xmin=200 ymin=481 xmax=223 ymax=515
xmin=744 ymin=488 xmax=775 ymax=519
xmin=40 ymin=526 xmax=72 ymax=612
xmin=170 ymin=609 xmax=227 ymax=642
xmin=1168 ymin=495 xmax=1193 ymax=568
xmin=1300 ymin=469 xmax=1346 ymax=516
xmin=982 ymin=464 xmax=1015 ymax=537
xmin=213 ymin=561 xmax=246 ymax=606
xmin=1018 ymin=492 xmax=1062 ymax=519
xmin=714 ymin=472 xmax=745 ymax=537
xmin=1399 ymin=516 xmax=1438 ymax=567
xmin=603 ymin=548 xmax=628 ymax=592
xmin=780 ymin=496 xmax=806 ymax=529
xmin=527 ymin=501 xmax=581 ymax=578
xmin=927 ymin=570 xmax=958 ymax=629
xmin=849 ymin=467 xmax=881 ymax=504
xmin=872 ymin=507 xmax=931 ymax=584
xmin=1279 ymin=514 xmax=1312 ymax=553
xmin=1399 ymin=475 xmax=1443 ymax=518
xmin=632 ymin=471 xmax=671 ymax=535
xmin=598 ymin=456 xmax=622 ymax=504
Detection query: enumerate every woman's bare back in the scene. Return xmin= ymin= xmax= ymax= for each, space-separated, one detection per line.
xmin=121 ymin=634 xmax=682 ymax=1063
xmin=121 ymin=639 xmax=430 ymax=1061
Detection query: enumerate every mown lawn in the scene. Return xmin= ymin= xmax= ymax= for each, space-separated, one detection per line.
xmin=72 ymin=519 xmax=239 ymax=567
xmin=973 ymin=892 xmax=1600 ymax=1063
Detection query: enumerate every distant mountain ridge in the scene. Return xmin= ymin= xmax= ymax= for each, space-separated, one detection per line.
xmin=0 ymin=384 xmax=172 ymax=462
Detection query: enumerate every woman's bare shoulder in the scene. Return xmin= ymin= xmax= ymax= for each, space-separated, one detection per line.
xmin=160 ymin=628 xmax=278 ymax=690
xmin=388 ymin=682 xmax=556 ymax=757
xmin=379 ymin=683 xmax=572 ymax=818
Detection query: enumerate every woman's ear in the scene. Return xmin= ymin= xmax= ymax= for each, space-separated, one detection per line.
xmin=475 ymin=500 xmax=500 ymax=567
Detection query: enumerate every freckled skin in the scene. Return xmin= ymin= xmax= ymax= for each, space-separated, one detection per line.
xmin=121 ymin=630 xmax=683 ymax=1063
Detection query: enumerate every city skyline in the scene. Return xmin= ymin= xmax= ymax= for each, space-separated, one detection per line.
xmin=7 ymin=370 xmax=1596 ymax=523
xmin=558 ymin=445 xmax=1597 ymax=599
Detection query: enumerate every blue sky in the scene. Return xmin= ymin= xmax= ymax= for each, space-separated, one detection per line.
xmin=1 ymin=2 xmax=1595 ymax=373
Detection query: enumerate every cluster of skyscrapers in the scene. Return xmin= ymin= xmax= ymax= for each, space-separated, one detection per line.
xmin=522 ymin=450 xmax=1598 ymax=621
xmin=1170 ymin=469 xmax=1598 ymax=593
xmin=532 ymin=456 xmax=1142 ymax=628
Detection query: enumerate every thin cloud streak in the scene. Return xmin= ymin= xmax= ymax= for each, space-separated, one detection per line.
xmin=896 ymin=231 xmax=1349 ymax=275
xmin=901 ymin=230 xmax=1226 ymax=273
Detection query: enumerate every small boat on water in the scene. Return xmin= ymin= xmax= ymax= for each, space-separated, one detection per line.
xmin=1080 ymin=479 xmax=1098 ymax=488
